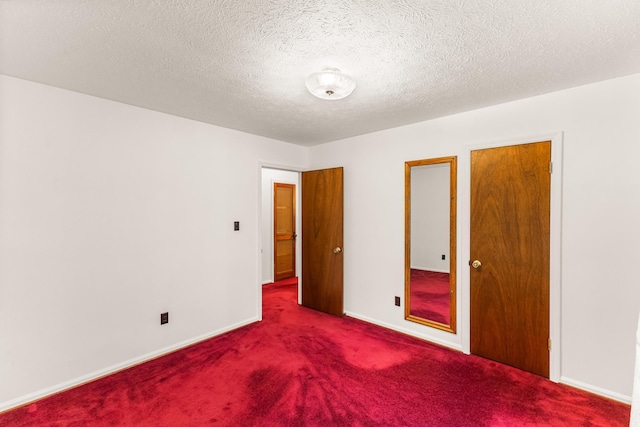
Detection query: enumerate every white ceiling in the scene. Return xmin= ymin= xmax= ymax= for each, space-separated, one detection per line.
xmin=1 ymin=1 xmax=640 ymax=146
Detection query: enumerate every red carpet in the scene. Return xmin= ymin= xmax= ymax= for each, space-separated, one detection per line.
xmin=410 ymin=269 xmax=450 ymax=324
xmin=0 ymin=280 xmax=630 ymax=426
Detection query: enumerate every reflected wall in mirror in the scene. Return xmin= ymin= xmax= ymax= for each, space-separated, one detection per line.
xmin=405 ymin=156 xmax=457 ymax=333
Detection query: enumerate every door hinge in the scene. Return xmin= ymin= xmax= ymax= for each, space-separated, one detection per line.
xmin=548 ymin=338 xmax=552 ymax=351
xmin=549 ymin=162 xmax=553 ymax=174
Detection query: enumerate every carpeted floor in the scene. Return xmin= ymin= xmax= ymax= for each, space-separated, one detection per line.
xmin=0 ymin=279 xmax=631 ymax=426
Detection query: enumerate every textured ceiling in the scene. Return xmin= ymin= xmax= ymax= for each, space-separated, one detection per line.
xmin=1 ymin=1 xmax=640 ymax=146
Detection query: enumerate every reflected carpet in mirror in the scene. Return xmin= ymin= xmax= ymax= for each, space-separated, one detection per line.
xmin=410 ymin=269 xmax=450 ymax=324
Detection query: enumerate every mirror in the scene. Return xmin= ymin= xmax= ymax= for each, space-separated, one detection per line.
xmin=405 ymin=156 xmax=457 ymax=333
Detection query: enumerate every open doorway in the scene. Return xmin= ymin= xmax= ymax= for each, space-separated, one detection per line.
xmin=260 ymin=166 xmax=345 ymax=318
xmin=260 ymin=168 xmax=301 ymax=289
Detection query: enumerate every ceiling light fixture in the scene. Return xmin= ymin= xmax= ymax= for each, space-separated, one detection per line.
xmin=305 ymin=68 xmax=356 ymax=100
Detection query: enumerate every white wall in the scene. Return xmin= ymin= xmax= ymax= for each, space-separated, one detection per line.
xmin=410 ymin=164 xmax=450 ymax=272
xmin=309 ymin=73 xmax=640 ymax=401
xmin=2 ymin=72 xmax=639 ymax=409
xmin=0 ymin=75 xmax=308 ymax=409
xmin=260 ymin=168 xmax=300 ymax=283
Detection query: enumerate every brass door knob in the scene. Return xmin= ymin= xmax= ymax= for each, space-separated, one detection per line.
xmin=471 ymin=260 xmax=482 ymax=269
xmin=333 ymin=247 xmax=343 ymax=254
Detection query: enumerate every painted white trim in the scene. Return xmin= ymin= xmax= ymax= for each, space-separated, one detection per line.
xmin=258 ymin=162 xmax=306 ymax=173
xmin=549 ymin=132 xmax=564 ymax=382
xmin=346 ymin=311 xmax=464 ymax=352
xmin=548 ymin=133 xmax=564 ymax=383
xmin=560 ymin=376 xmax=631 ymax=404
xmin=296 ymin=181 xmax=302 ymax=305
xmin=460 ymin=131 xmax=563 ymax=382
xmin=256 ymin=163 xmax=264 ymax=321
xmin=0 ymin=317 xmax=259 ymax=413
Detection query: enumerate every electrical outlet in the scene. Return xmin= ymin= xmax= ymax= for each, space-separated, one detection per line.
xmin=234 ymin=221 xmax=240 ymax=231
xmin=442 ymin=254 xmax=446 ymax=260
xmin=394 ymin=296 xmax=401 ymax=306
xmin=160 ymin=312 xmax=169 ymax=325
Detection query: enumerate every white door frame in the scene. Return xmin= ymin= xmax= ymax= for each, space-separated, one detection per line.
xmin=257 ymin=162 xmax=303 ymax=321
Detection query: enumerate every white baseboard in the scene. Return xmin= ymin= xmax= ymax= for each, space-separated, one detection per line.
xmin=4 ymin=316 xmax=629 ymax=413
xmin=560 ymin=376 xmax=631 ymax=404
xmin=0 ymin=317 xmax=259 ymax=413
xmin=344 ymin=311 xmax=463 ymax=352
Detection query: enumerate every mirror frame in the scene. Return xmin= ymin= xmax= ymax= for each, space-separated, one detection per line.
xmin=404 ymin=156 xmax=457 ymax=333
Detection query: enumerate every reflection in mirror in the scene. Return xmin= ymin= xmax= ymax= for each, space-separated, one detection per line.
xmin=405 ymin=156 xmax=457 ymax=333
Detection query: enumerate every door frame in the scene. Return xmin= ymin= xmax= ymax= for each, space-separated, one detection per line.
xmin=258 ymin=162 xmax=303 ymax=321
xmin=459 ymin=132 xmax=563 ymax=382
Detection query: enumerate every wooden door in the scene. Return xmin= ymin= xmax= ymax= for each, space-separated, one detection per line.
xmin=274 ymin=183 xmax=296 ymax=281
xmin=301 ymin=167 xmax=344 ymax=317
xmin=470 ymin=141 xmax=551 ymax=377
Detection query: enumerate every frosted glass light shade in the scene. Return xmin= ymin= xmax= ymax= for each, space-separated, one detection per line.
xmin=305 ymin=68 xmax=356 ymax=100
